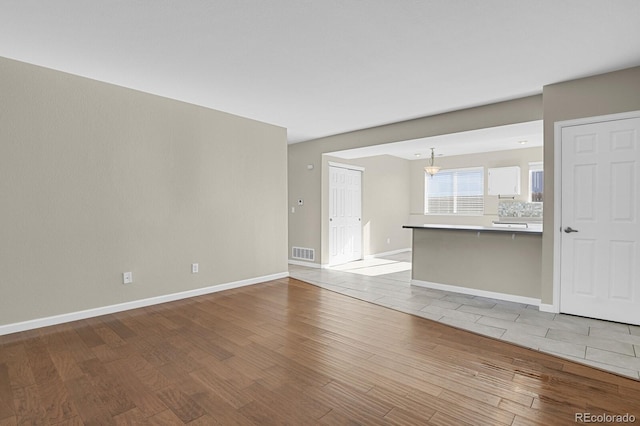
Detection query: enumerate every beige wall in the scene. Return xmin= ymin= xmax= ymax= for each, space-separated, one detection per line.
xmin=408 ymin=147 xmax=543 ymax=227
xmin=289 ymin=95 xmax=543 ymax=265
xmin=540 ymin=66 xmax=640 ymax=305
xmin=324 ymin=155 xmax=412 ymax=257
xmin=0 ymin=57 xmax=288 ymax=327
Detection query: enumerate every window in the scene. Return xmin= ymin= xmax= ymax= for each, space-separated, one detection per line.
xmin=425 ymin=167 xmax=484 ymax=215
xmin=529 ymin=162 xmax=544 ymax=202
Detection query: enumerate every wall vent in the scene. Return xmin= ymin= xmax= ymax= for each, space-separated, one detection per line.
xmin=292 ymin=247 xmax=315 ymax=261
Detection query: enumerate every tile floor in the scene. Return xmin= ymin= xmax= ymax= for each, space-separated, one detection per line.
xmin=289 ymin=251 xmax=640 ymax=380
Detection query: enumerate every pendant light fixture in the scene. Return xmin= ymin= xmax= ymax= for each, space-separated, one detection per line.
xmin=424 ymin=148 xmax=440 ymax=177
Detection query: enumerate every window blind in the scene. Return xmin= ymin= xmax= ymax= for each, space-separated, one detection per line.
xmin=425 ymin=167 xmax=484 ymax=215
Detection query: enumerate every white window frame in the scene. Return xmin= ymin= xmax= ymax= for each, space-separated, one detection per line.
xmin=424 ymin=167 xmax=484 ymax=216
xmin=529 ymin=161 xmax=544 ymax=203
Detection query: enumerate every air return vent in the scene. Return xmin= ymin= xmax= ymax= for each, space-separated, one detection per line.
xmin=292 ymin=247 xmax=315 ymax=261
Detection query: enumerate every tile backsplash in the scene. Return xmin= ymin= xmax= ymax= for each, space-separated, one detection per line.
xmin=498 ymin=200 xmax=543 ymax=218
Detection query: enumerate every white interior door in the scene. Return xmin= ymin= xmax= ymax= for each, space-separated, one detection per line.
xmin=329 ymin=166 xmax=362 ymax=266
xmin=560 ymin=117 xmax=640 ymax=325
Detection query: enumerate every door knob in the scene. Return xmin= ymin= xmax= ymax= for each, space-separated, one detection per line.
xmin=564 ymin=227 xmax=579 ymax=233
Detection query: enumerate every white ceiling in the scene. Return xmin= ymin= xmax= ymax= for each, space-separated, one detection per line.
xmin=1 ymin=1 xmax=639 ymax=144
xmin=328 ymin=120 xmax=543 ymax=160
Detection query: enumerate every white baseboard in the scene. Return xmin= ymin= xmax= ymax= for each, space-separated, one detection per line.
xmin=0 ymin=271 xmax=290 ymax=336
xmin=411 ymin=279 xmax=541 ymax=306
xmin=538 ymin=303 xmax=559 ymax=313
xmin=364 ymin=248 xmax=411 ymax=260
xmin=288 ymin=259 xmax=322 ymax=269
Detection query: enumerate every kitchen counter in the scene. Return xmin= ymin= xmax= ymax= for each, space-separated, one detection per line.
xmin=403 ymin=224 xmax=542 ymax=234
xmin=404 ymin=224 xmax=542 ymax=303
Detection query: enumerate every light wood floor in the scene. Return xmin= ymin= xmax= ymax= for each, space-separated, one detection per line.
xmin=1 ymin=278 xmax=639 ymax=425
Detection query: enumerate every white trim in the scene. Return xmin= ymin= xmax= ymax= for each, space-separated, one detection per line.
xmin=553 ymin=110 xmax=640 ymax=316
xmin=289 ymin=260 xmax=331 ymax=269
xmin=0 ymin=271 xmax=289 ymax=336
xmin=553 ymin=119 xmax=563 ymax=314
xmin=364 ymin=248 xmax=411 ymax=259
xmin=411 ymin=279 xmax=541 ymax=306
xmin=328 ymin=161 xmax=365 ymax=172
xmin=553 ymin=110 xmax=640 ymax=129
xmin=288 ymin=259 xmax=322 ymax=269
xmin=538 ymin=303 xmax=559 ymax=313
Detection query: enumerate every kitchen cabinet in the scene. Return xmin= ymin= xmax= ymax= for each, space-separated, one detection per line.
xmin=488 ymin=166 xmax=520 ymax=196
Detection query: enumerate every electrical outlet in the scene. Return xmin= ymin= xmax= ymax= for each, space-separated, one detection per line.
xmin=191 ymin=263 xmax=199 ymax=274
xmin=123 ymin=272 xmax=133 ymax=284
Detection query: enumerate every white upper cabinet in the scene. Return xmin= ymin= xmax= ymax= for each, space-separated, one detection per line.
xmin=488 ymin=166 xmax=521 ymax=196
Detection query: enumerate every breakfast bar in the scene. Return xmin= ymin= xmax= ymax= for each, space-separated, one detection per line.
xmin=403 ymin=224 xmax=543 ymax=303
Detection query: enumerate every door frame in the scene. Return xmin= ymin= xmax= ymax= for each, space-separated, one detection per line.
xmin=552 ymin=110 xmax=640 ymax=314
xmin=327 ymin=161 xmax=364 ymax=266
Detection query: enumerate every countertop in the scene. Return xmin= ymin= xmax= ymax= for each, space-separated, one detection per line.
xmin=403 ymin=224 xmax=543 ymax=235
